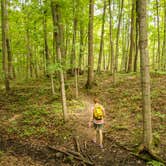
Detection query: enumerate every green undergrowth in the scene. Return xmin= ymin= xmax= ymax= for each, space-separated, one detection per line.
xmin=147 ymin=160 xmax=165 ymax=166
xmin=0 ymin=72 xmax=165 ymax=162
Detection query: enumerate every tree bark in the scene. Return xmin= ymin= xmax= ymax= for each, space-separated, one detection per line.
xmin=138 ymin=0 xmax=152 ymax=150
xmin=51 ymin=1 xmax=67 ymax=122
xmin=43 ymin=8 xmax=50 ymax=76
xmin=162 ymin=0 xmax=166 ymax=71
xmin=128 ymin=0 xmax=135 ymax=72
xmin=5 ymin=0 xmax=13 ymax=80
xmin=107 ymin=0 xmax=114 ymax=73
xmin=86 ymin=0 xmax=94 ymax=88
xmin=115 ymin=0 xmax=124 ymax=72
xmin=1 ymin=0 xmax=10 ymax=91
xmin=70 ymin=0 xmax=77 ymax=74
xmin=134 ymin=0 xmax=139 ymax=72
xmin=79 ymin=22 xmax=84 ymax=71
xmin=26 ymin=28 xmax=33 ymax=78
xmin=156 ymin=0 xmax=161 ymax=70
xmin=97 ymin=0 xmax=106 ymax=72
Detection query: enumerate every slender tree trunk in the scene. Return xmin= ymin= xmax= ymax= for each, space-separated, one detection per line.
xmin=51 ymin=1 xmax=67 ymax=122
xmin=6 ymin=38 xmax=13 ymax=79
xmin=108 ymin=0 xmax=114 ymax=74
xmin=97 ymin=0 xmax=106 ymax=72
xmin=128 ymin=0 xmax=135 ymax=72
xmin=27 ymin=28 xmax=33 ymax=78
xmin=1 ymin=0 xmax=10 ymax=91
xmin=43 ymin=8 xmax=50 ymax=76
xmin=79 ymin=23 xmax=84 ymax=71
xmin=152 ymin=37 xmax=156 ymax=70
xmin=138 ymin=0 xmax=152 ymax=150
xmin=120 ymin=15 xmax=126 ymax=72
xmin=156 ymin=0 xmax=161 ymax=70
xmin=71 ymin=0 xmax=77 ymax=74
xmin=43 ymin=6 xmax=55 ymax=94
xmin=134 ymin=0 xmax=139 ymax=72
xmin=115 ymin=0 xmax=124 ymax=72
xmin=162 ymin=0 xmax=166 ymax=71
xmin=86 ymin=0 xmax=94 ymax=88
xmin=5 ymin=1 xmax=13 ymax=80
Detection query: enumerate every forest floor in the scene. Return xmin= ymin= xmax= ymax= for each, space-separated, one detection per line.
xmin=0 ymin=72 xmax=165 ymax=166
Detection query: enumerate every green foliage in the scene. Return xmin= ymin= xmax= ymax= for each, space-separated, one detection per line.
xmin=154 ymin=111 xmax=165 ymax=121
xmin=48 ymin=63 xmax=63 ymax=74
xmin=0 ymin=150 xmax=4 ymax=157
xmin=147 ymin=160 xmax=165 ymax=166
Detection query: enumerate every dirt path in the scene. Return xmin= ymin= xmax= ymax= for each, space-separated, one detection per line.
xmin=69 ymin=95 xmax=146 ymax=166
xmin=0 ymin=94 xmax=146 ymax=165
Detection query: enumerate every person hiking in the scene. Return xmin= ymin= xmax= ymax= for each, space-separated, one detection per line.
xmin=88 ymin=98 xmax=105 ymax=149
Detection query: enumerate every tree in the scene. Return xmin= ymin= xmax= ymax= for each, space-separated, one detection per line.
xmin=162 ymin=0 xmax=166 ymax=71
xmin=1 ymin=0 xmax=10 ymax=91
xmin=70 ymin=0 xmax=77 ymax=74
xmin=127 ymin=0 xmax=135 ymax=72
xmin=156 ymin=0 xmax=161 ymax=70
xmin=138 ymin=0 xmax=152 ymax=150
xmin=51 ymin=1 xmax=67 ymax=122
xmin=86 ymin=0 xmax=94 ymax=88
xmin=43 ymin=2 xmax=50 ymax=77
xmin=134 ymin=0 xmax=139 ymax=72
xmin=97 ymin=0 xmax=106 ymax=73
xmin=115 ymin=0 xmax=124 ymax=72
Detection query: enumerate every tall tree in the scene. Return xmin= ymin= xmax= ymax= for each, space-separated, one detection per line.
xmin=70 ymin=0 xmax=77 ymax=74
xmin=138 ymin=0 xmax=152 ymax=150
xmin=1 ymin=0 xmax=10 ymax=91
xmin=6 ymin=1 xmax=13 ymax=79
xmin=156 ymin=0 xmax=161 ymax=70
xmin=43 ymin=3 xmax=50 ymax=76
xmin=97 ymin=0 xmax=106 ymax=72
xmin=134 ymin=0 xmax=139 ymax=72
xmin=86 ymin=0 xmax=94 ymax=88
xmin=162 ymin=0 xmax=166 ymax=71
xmin=51 ymin=1 xmax=67 ymax=122
xmin=79 ymin=22 xmax=84 ymax=71
xmin=107 ymin=0 xmax=114 ymax=73
xmin=127 ymin=0 xmax=135 ymax=72
xmin=115 ymin=0 xmax=124 ymax=72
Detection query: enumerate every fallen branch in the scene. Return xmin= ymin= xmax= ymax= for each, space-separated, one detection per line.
xmin=105 ymin=135 xmax=166 ymax=164
xmin=73 ymin=136 xmax=81 ymax=152
xmin=48 ymin=146 xmax=93 ymax=165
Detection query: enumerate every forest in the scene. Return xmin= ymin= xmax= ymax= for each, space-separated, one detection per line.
xmin=0 ymin=0 xmax=166 ymax=165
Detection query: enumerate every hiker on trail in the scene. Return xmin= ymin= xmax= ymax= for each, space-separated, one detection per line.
xmin=88 ymin=98 xmax=105 ymax=149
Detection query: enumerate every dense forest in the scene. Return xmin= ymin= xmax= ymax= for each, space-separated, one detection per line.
xmin=0 ymin=0 xmax=166 ymax=165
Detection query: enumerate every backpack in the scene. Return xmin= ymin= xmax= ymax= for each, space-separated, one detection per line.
xmin=93 ymin=104 xmax=103 ymax=120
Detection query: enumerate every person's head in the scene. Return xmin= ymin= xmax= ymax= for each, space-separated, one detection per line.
xmin=93 ymin=98 xmax=99 ymax=104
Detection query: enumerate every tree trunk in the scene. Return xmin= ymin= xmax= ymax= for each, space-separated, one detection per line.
xmin=86 ymin=0 xmax=94 ymax=88
xmin=43 ymin=8 xmax=50 ymax=76
xmin=4 ymin=1 xmax=13 ymax=80
xmin=25 ymin=22 xmax=33 ymax=79
xmin=134 ymin=0 xmax=139 ymax=72
xmin=128 ymin=0 xmax=135 ymax=72
xmin=138 ymin=0 xmax=152 ymax=150
xmin=79 ymin=22 xmax=84 ymax=71
xmin=107 ymin=0 xmax=114 ymax=72
xmin=115 ymin=0 xmax=124 ymax=72
xmin=162 ymin=0 xmax=166 ymax=71
xmin=120 ymin=15 xmax=127 ymax=72
xmin=51 ymin=1 xmax=67 ymax=122
xmin=156 ymin=0 xmax=161 ymax=70
xmin=1 ymin=0 xmax=10 ymax=91
xmin=97 ymin=0 xmax=106 ymax=73
xmin=71 ymin=0 xmax=77 ymax=74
